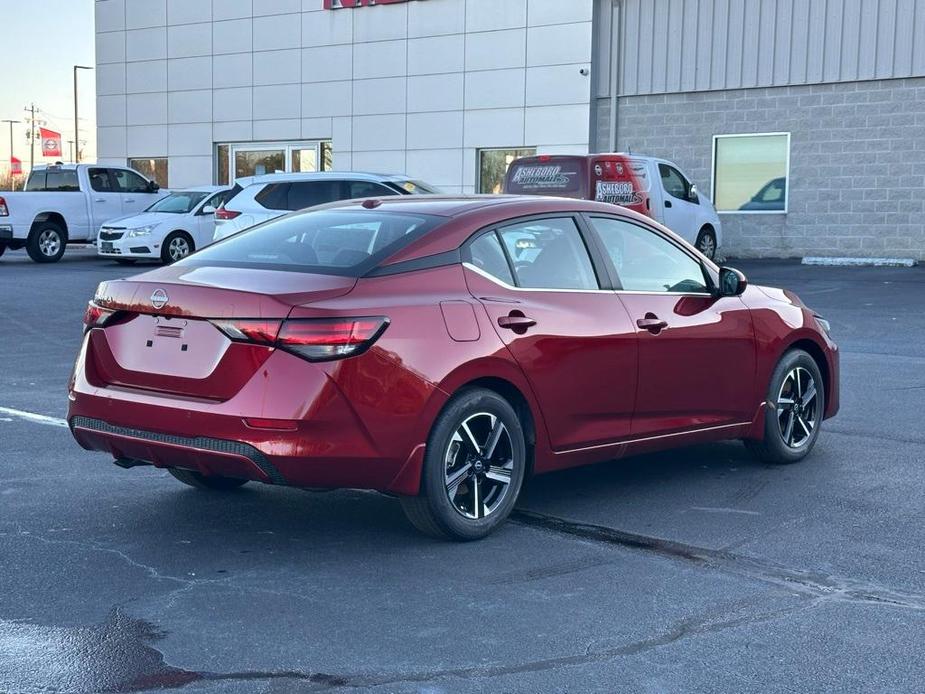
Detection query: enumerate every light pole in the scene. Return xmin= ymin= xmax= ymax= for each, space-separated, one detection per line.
xmin=73 ymin=65 xmax=93 ymax=163
xmin=1 ymin=119 xmax=16 ymax=173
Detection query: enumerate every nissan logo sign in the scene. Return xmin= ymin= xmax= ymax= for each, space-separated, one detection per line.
xmin=150 ymin=289 xmax=169 ymax=309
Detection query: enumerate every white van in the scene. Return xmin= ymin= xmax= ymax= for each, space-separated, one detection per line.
xmin=503 ymin=154 xmax=722 ymax=259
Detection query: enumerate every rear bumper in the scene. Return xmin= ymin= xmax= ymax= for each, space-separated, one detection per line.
xmin=67 ymin=335 xmax=444 ymax=493
xmin=70 ymin=416 xmax=286 ymax=484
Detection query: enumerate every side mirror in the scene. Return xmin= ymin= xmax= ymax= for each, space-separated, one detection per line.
xmin=718 ymin=266 xmax=748 ymax=297
xmin=688 ymin=184 xmax=699 ymax=203
xmin=201 ymin=205 xmax=216 ymax=215
xmin=148 ymin=181 xmax=160 ymax=193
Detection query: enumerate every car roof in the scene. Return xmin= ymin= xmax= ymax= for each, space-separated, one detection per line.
xmin=236 ymin=171 xmax=415 ymax=188
xmin=170 ymin=185 xmax=228 ymax=193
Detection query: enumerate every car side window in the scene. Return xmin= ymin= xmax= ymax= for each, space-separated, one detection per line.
xmin=287 ymin=181 xmax=344 ymax=211
xmin=588 ymin=216 xmax=710 ymax=294
xmin=497 ymin=218 xmax=598 ymax=290
xmin=203 ymin=189 xmax=234 ymax=211
xmin=468 ymin=232 xmax=515 ymax=286
xmin=111 ymin=168 xmax=150 ymax=193
xmin=347 ymin=181 xmax=399 ymax=199
xmin=88 ymin=168 xmax=114 ymax=192
xmin=659 ymin=163 xmax=696 ymax=203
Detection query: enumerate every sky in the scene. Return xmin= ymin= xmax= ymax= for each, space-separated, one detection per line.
xmin=0 ymin=1 xmax=96 ymax=172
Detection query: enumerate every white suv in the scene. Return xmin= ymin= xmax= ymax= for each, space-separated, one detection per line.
xmin=214 ymin=172 xmax=439 ymax=240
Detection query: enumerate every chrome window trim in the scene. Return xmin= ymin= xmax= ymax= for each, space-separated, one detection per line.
xmin=463 ymin=263 xmax=715 ymax=298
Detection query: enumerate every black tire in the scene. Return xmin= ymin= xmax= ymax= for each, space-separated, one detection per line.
xmin=400 ymin=388 xmax=527 ymax=541
xmin=114 ymin=258 xmax=137 ymax=266
xmin=695 ymin=227 xmax=717 ymax=259
xmin=168 ymin=467 xmax=249 ymax=490
xmin=26 ymin=222 xmax=67 ymax=263
xmin=745 ymin=349 xmax=825 ymax=464
xmin=161 ymin=231 xmax=194 ymax=264
xmin=0 ymin=243 xmax=6 ymax=258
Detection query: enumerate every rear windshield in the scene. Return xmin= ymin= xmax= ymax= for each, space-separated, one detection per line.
xmin=504 ymin=158 xmax=583 ymax=195
xmin=179 ymin=209 xmax=442 ymax=275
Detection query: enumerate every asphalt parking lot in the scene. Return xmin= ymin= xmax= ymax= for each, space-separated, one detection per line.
xmin=1 ymin=248 xmax=924 ymax=693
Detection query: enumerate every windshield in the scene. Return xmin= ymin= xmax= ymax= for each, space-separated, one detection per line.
xmin=390 ymin=180 xmax=440 ymax=195
xmin=145 ymin=191 xmax=210 ymax=214
xmin=179 ymin=209 xmax=442 ymax=275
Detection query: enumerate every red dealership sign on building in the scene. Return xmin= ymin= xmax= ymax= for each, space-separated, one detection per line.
xmin=324 ymin=0 xmax=423 ymax=8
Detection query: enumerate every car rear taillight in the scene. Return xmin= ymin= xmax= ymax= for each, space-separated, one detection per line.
xmin=277 ymin=318 xmax=389 ymax=361
xmin=210 ymin=318 xmax=281 ymax=344
xmin=214 ymin=205 xmax=241 ymax=221
xmin=0 ymin=197 xmax=8 ymax=217
xmin=211 ymin=317 xmax=389 ymax=362
xmin=83 ymin=301 xmax=116 ymax=331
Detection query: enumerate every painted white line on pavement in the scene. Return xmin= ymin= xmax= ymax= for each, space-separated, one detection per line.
xmin=0 ymin=407 xmax=68 ymax=428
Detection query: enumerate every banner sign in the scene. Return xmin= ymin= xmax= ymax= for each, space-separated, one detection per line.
xmin=10 ymin=156 xmax=22 ymax=176
xmin=39 ymin=128 xmax=62 ymax=158
xmin=324 ymin=0 xmax=423 ymax=8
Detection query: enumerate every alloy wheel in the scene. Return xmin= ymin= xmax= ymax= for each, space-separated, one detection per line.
xmin=777 ymin=367 xmax=818 ymax=448
xmin=168 ymin=236 xmax=191 ymax=261
xmin=698 ymin=233 xmax=716 ymax=258
xmin=39 ymin=230 xmax=61 ymax=257
xmin=444 ymin=412 xmax=515 ymax=520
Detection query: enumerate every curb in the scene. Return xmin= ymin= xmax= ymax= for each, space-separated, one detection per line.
xmin=801 ymin=257 xmax=918 ymax=268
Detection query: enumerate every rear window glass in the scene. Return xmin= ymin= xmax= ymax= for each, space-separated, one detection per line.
xmin=45 ymin=169 xmax=80 ymax=191
xmin=504 ymin=159 xmax=582 ymax=195
xmin=180 ymin=209 xmax=442 ymax=275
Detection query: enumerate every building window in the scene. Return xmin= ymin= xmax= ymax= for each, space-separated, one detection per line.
xmin=215 ymin=141 xmax=333 ymax=185
xmin=712 ymin=133 xmax=790 ymax=213
xmin=128 ymin=158 xmax=168 ymax=188
xmin=478 ymin=148 xmax=536 ymax=194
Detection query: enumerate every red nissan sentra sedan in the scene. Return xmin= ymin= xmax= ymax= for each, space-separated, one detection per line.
xmin=68 ymin=196 xmax=839 ymax=540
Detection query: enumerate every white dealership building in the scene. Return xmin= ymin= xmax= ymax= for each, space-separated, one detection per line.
xmin=95 ymin=0 xmax=925 ymax=259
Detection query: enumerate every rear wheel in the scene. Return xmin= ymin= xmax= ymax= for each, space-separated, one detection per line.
xmin=161 ymin=231 xmax=194 ymax=264
xmin=26 ymin=222 xmax=67 ymax=263
xmin=745 ymin=349 xmax=824 ymax=464
xmin=168 ymin=468 xmax=249 ymax=490
xmin=695 ymin=227 xmax=717 ymax=259
xmin=400 ymin=388 xmax=526 ymax=541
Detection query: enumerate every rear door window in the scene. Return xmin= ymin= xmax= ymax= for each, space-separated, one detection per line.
xmin=45 ymin=169 xmax=80 ymax=191
xmin=496 ymin=218 xmax=598 ymax=290
xmin=287 ymin=181 xmax=344 ymax=210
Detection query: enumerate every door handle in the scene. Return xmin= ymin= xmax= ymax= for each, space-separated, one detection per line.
xmin=498 ymin=314 xmax=536 ymax=331
xmin=95 ymin=198 xmax=105 ymax=203
xmin=124 ymin=198 xmax=135 ymax=203
xmin=637 ymin=315 xmax=668 ymax=333
xmin=665 ymin=200 xmax=673 ymax=208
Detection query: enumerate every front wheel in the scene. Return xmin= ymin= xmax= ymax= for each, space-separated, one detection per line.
xmin=695 ymin=227 xmax=717 ymax=259
xmin=168 ymin=468 xmax=249 ymax=490
xmin=745 ymin=349 xmax=825 ymax=464
xmin=161 ymin=231 xmax=194 ymax=264
xmin=400 ymin=388 xmax=526 ymax=541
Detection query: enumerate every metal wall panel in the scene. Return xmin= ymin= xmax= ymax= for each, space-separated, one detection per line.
xmin=615 ymin=0 xmax=925 ymax=96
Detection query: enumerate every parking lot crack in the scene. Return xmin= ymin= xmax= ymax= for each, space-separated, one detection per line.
xmin=510 ymin=510 xmax=925 ymax=612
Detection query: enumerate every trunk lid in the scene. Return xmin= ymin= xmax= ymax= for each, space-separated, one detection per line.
xmin=88 ymin=266 xmax=356 ymax=399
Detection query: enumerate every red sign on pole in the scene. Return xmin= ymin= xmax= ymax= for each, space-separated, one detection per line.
xmin=10 ymin=156 xmax=22 ymax=176
xmin=324 ymin=0 xmax=421 ymax=8
xmin=39 ymin=127 xmax=62 ymax=158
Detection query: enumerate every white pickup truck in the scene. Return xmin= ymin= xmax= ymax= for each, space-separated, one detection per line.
xmin=0 ymin=164 xmax=167 ymax=263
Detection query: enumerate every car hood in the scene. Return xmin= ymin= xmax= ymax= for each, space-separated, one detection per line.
xmin=100 ymin=212 xmax=181 ymax=229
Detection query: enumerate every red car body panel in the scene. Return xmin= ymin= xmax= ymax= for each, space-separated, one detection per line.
xmin=67 ymin=196 xmax=839 ymax=495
